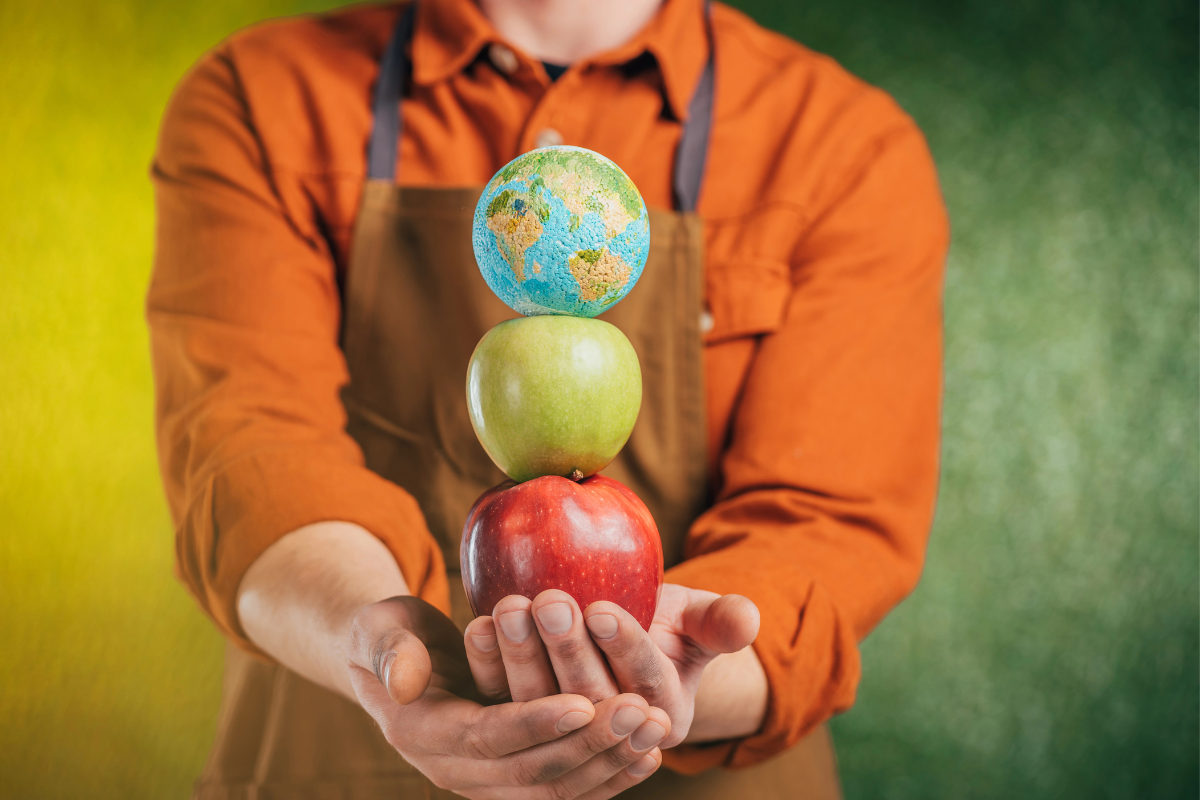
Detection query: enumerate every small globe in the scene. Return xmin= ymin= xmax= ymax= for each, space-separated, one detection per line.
xmin=473 ymin=146 xmax=650 ymax=317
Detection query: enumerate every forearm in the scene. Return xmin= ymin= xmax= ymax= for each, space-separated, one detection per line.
xmin=236 ymin=521 xmax=409 ymax=699
xmin=685 ymin=645 xmax=769 ymax=743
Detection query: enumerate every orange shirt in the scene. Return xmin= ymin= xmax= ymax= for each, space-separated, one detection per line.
xmin=149 ymin=0 xmax=948 ymax=772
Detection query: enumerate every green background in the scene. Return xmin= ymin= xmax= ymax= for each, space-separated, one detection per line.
xmin=1 ymin=0 xmax=1195 ymax=797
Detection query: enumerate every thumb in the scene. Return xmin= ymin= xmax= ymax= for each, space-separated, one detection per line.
xmin=376 ymin=629 xmax=433 ymax=705
xmin=349 ymin=600 xmax=434 ymax=706
xmin=681 ymin=593 xmax=761 ymax=654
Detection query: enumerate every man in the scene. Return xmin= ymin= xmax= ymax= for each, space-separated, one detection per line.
xmin=149 ymin=0 xmax=948 ymax=797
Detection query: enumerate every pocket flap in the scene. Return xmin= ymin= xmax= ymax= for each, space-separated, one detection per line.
xmin=704 ymin=258 xmax=792 ymax=343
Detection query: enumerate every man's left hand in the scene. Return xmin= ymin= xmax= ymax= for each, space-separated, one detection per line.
xmin=464 ymin=584 xmax=761 ymax=747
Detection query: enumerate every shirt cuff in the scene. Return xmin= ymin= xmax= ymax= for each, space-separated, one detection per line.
xmin=173 ymin=443 xmax=449 ymax=655
xmin=658 ymin=549 xmax=861 ymax=774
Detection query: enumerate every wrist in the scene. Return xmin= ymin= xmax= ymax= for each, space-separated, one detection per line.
xmin=236 ymin=521 xmax=410 ymax=699
xmin=683 ymin=646 xmax=768 ymax=743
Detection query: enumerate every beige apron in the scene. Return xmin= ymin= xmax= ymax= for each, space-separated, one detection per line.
xmin=192 ymin=4 xmax=841 ymax=797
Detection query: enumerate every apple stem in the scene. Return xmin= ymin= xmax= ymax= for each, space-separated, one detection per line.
xmin=569 ymin=469 xmax=584 ymax=482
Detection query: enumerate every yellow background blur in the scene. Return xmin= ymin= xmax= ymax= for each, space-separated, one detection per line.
xmin=2 ymin=0 xmax=1196 ymax=798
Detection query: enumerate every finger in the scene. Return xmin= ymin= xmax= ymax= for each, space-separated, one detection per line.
xmin=383 ymin=630 xmax=433 ymax=705
xmin=583 ymin=601 xmax=679 ymax=706
xmin=450 ymin=693 xmax=599 ymax=760
xmin=348 ymin=600 xmax=433 ymax=705
xmin=484 ymin=693 xmax=657 ymax=791
xmin=574 ymin=747 xmax=662 ymax=800
xmin=353 ymin=663 xmax=597 ymax=763
xmin=493 ymin=594 xmax=559 ymax=701
xmin=351 ymin=667 xmax=600 ymax=793
xmin=531 ymin=589 xmax=620 ymax=703
xmin=681 ymin=593 xmax=761 ymax=653
xmin=539 ymin=706 xmax=671 ymax=800
xmin=465 ymin=616 xmax=510 ymax=701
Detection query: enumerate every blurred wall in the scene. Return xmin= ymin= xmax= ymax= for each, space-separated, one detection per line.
xmin=1 ymin=1 xmax=1195 ymax=797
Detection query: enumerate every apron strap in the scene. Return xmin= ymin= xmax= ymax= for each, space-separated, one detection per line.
xmin=365 ymin=0 xmax=714 ymax=212
xmin=366 ymin=1 xmax=417 ymax=181
xmin=672 ymin=0 xmax=713 ymax=213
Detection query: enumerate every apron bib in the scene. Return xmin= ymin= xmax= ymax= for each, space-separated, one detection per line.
xmin=193 ymin=5 xmax=841 ymax=797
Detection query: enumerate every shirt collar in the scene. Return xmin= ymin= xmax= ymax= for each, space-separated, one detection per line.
xmin=410 ymin=0 xmax=711 ymax=122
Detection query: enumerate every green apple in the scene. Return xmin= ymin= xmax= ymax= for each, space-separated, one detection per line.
xmin=466 ymin=315 xmax=642 ymax=483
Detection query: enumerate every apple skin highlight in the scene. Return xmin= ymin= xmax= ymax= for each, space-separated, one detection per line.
xmin=461 ymin=474 xmax=664 ymax=630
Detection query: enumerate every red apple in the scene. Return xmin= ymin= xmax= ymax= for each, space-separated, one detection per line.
xmin=461 ymin=474 xmax=663 ymax=630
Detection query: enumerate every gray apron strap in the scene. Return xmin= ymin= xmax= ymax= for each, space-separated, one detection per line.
xmin=365 ymin=0 xmax=714 ymax=210
xmin=672 ymin=1 xmax=713 ymax=212
xmin=366 ymin=1 xmax=416 ymax=180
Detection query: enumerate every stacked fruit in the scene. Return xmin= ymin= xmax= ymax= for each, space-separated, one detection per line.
xmin=461 ymin=147 xmax=663 ymax=630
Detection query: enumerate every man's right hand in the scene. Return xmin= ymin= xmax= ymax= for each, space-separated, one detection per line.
xmin=348 ymin=596 xmax=668 ymax=799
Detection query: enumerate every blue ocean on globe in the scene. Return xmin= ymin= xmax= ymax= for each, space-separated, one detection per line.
xmin=472 ymin=146 xmax=650 ymax=317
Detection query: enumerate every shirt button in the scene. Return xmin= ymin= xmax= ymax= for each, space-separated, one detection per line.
xmin=534 ymin=128 xmax=565 ymax=149
xmin=489 ymin=43 xmax=519 ymax=75
xmin=699 ymin=310 xmax=715 ymax=334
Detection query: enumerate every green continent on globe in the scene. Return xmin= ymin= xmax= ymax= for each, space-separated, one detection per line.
xmin=489 ymin=148 xmax=643 ymax=229
xmin=485 ymin=189 xmax=547 ymax=282
xmin=568 ymin=248 xmax=632 ymax=303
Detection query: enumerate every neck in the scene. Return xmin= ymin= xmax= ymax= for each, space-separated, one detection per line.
xmin=477 ymin=0 xmax=663 ymax=64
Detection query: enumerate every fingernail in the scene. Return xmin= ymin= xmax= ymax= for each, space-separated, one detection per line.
xmin=611 ymin=706 xmax=647 ymax=736
xmin=471 ymin=633 xmax=498 ymax=652
xmin=536 ymin=602 xmax=573 ymax=635
xmin=585 ymin=614 xmax=619 ymax=639
xmin=380 ymin=651 xmax=397 ymax=692
xmin=628 ymin=754 xmax=658 ymax=777
xmin=630 ymin=720 xmax=666 ymax=751
xmin=557 ymin=710 xmax=592 ymax=733
xmin=497 ymin=610 xmax=532 ymax=643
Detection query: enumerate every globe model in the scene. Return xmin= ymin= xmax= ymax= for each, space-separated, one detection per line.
xmin=473 ymin=146 xmax=650 ymax=317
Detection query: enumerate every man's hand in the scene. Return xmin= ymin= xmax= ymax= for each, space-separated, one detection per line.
xmin=238 ymin=523 xmax=670 ymax=797
xmin=349 ymin=596 xmax=670 ymax=798
xmin=463 ymin=585 xmax=762 ymax=747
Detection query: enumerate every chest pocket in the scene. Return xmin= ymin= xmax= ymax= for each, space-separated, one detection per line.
xmin=701 ymin=199 xmax=802 ymax=343
xmin=703 ymin=256 xmax=793 ymax=344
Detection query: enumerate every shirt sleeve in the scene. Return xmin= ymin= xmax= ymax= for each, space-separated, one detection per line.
xmin=661 ymin=118 xmax=949 ymax=772
xmin=148 ymin=47 xmax=449 ymax=653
